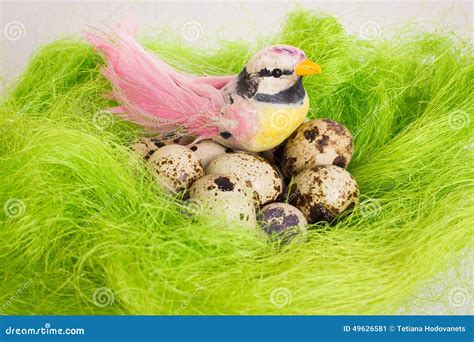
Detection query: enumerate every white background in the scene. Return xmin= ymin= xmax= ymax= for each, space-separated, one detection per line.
xmin=1 ymin=0 xmax=473 ymax=88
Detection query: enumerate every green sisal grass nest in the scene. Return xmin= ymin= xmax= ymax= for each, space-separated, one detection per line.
xmin=0 ymin=10 xmax=473 ymax=314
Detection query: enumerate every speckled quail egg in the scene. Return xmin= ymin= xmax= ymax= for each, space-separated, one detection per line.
xmin=258 ymin=203 xmax=307 ymax=243
xmin=190 ymin=140 xmax=233 ymax=168
xmin=189 ymin=174 xmax=257 ymax=228
xmin=155 ymin=133 xmax=195 ymax=146
xmin=282 ymin=119 xmax=353 ymax=176
xmin=148 ymin=144 xmax=204 ymax=193
xmin=235 ymin=150 xmax=261 ymax=158
xmin=289 ymin=165 xmax=359 ymax=224
xmin=206 ymin=153 xmax=283 ymax=206
xmin=131 ymin=135 xmax=195 ymax=160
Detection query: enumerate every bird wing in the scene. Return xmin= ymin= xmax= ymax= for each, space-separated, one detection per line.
xmin=84 ymin=22 xmax=233 ymax=139
xmin=194 ymin=75 xmax=236 ymax=90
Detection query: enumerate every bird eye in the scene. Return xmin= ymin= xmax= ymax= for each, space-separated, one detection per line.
xmin=271 ymin=69 xmax=282 ymax=78
xmin=219 ymin=131 xmax=232 ymax=139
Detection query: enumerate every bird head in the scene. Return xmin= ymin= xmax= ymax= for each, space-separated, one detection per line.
xmin=240 ymin=45 xmax=321 ymax=97
xmin=217 ymin=45 xmax=321 ymax=151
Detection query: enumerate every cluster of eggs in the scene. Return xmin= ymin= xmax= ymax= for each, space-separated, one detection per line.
xmin=131 ymin=119 xmax=358 ymax=242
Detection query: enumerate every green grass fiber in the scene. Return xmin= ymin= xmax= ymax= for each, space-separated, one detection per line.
xmin=1 ymin=10 xmax=473 ymax=314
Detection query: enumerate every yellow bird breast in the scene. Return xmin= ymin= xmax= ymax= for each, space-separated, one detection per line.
xmin=248 ymin=96 xmax=310 ymax=152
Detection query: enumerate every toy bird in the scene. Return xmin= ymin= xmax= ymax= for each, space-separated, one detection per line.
xmin=85 ymin=23 xmax=321 ymax=152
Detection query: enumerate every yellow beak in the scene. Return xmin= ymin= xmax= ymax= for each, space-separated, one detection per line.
xmin=295 ymin=59 xmax=322 ymax=76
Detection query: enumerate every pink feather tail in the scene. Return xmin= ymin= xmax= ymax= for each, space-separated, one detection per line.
xmin=84 ymin=22 xmax=230 ymax=139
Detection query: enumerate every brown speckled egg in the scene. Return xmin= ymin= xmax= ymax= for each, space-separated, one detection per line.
xmin=282 ymin=119 xmax=353 ymax=176
xmin=154 ymin=133 xmax=195 ymax=146
xmin=131 ymin=135 xmax=195 ymax=160
xmin=289 ymin=165 xmax=359 ymax=224
xmin=189 ymin=174 xmax=256 ymax=228
xmin=149 ymin=144 xmax=204 ymax=193
xmin=130 ymin=137 xmax=163 ymax=160
xmin=190 ymin=140 xmax=232 ymax=168
xmin=206 ymin=153 xmax=283 ymax=206
xmin=258 ymin=203 xmax=307 ymax=242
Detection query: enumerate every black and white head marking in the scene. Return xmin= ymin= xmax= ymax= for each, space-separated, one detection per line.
xmin=234 ymin=45 xmax=307 ymax=105
xmin=235 ymin=67 xmax=259 ymax=99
